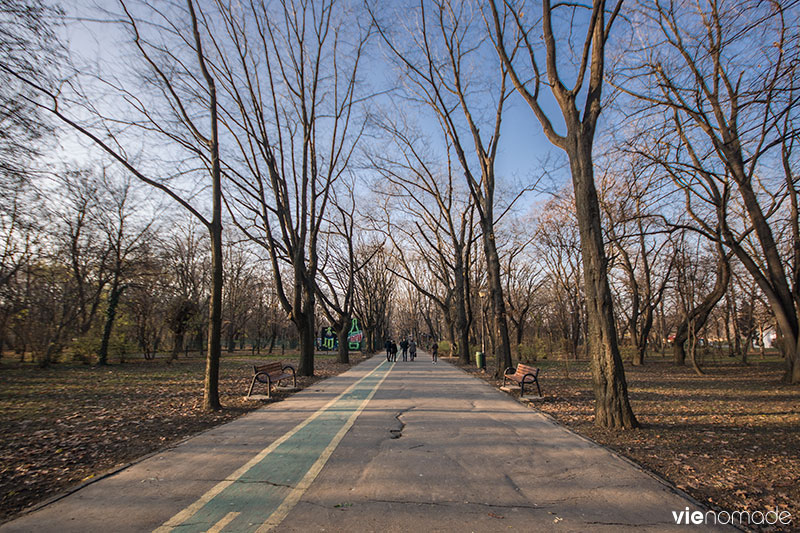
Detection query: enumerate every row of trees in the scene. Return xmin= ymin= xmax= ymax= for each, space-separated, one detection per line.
xmin=1 ymin=0 xmax=797 ymax=428
xmin=0 ymin=166 xmax=296 ymax=368
xmin=0 ymin=161 xmax=771 ymax=367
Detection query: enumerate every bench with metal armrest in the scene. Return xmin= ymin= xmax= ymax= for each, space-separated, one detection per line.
xmin=503 ymin=363 xmax=541 ymax=397
xmin=247 ymin=361 xmax=297 ymax=398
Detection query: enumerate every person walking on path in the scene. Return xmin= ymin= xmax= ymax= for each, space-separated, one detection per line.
xmin=409 ymin=339 xmax=416 ymax=361
xmin=385 ymin=339 xmax=392 ymax=362
xmin=400 ymin=338 xmax=409 ymax=362
xmin=431 ymin=342 xmax=438 ymax=364
xmin=389 ymin=341 xmax=398 ymax=362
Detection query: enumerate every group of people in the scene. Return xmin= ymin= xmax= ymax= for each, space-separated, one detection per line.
xmin=385 ymin=337 xmax=417 ymax=362
xmin=385 ymin=337 xmax=438 ymax=364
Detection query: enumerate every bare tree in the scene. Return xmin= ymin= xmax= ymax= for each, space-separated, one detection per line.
xmin=124 ymin=247 xmax=165 ymax=360
xmin=502 ymin=222 xmax=544 ymax=350
xmin=599 ymin=163 xmax=675 ymax=365
xmin=532 ymin=193 xmax=586 ymax=360
xmin=353 ymin=242 xmax=395 ymax=353
xmin=619 ymin=0 xmax=800 ymax=382
xmin=317 ymin=179 xmax=376 ymax=364
xmin=369 ymin=0 xmax=516 ymax=374
xmin=672 ymin=234 xmax=729 ymax=373
xmin=366 ymin=116 xmax=477 ymax=365
xmin=55 ymin=170 xmax=111 ymax=340
xmin=214 ymin=0 xmax=371 ymax=376
xmin=0 ymin=0 xmax=57 ymax=337
xmin=4 ymin=0 xmax=226 ymax=409
xmin=162 ymin=219 xmax=209 ymax=360
xmin=0 ymin=187 xmax=39 ymax=356
xmin=221 ymin=237 xmax=259 ymax=354
xmin=96 ymin=172 xmax=155 ymax=365
xmin=730 ymin=271 xmax=762 ymax=364
xmin=0 ymin=0 xmax=61 ymax=198
xmin=489 ymin=0 xmax=636 ymax=427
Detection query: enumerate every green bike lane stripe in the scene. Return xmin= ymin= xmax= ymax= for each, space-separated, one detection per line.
xmin=154 ymin=359 xmax=392 ymax=533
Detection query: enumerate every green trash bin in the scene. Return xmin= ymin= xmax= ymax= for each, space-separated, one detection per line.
xmin=475 ymin=351 xmax=485 ymax=370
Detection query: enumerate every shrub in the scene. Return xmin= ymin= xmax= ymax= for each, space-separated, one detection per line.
xmin=517 ymin=337 xmax=550 ymax=362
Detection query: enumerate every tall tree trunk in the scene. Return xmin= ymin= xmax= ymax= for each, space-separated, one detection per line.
xmin=570 ymin=143 xmax=638 ymax=429
xmin=626 ymin=268 xmax=642 ymax=366
xmin=778 ymin=317 xmax=800 ymax=383
xmin=721 ymin=164 xmax=800 ymax=382
xmin=443 ymin=311 xmax=456 ymax=356
xmin=634 ymin=306 xmax=654 ymax=367
xmin=204 ymin=218 xmax=222 ymax=410
xmin=366 ymin=329 xmax=375 ymax=354
xmin=455 ymin=291 xmax=470 ymax=365
xmin=515 ymin=317 xmax=525 ymax=347
xmin=172 ymin=327 xmax=184 ymax=361
xmin=674 ymin=248 xmax=730 ymax=365
xmin=297 ymin=283 xmax=316 ymax=377
xmin=98 ymin=274 xmax=123 ymax=366
xmin=484 ymin=226 xmax=513 ymax=376
xmin=742 ymin=330 xmax=753 ymax=365
xmin=188 ymin=0 xmax=222 ymax=412
xmin=673 ymin=321 xmax=688 ymax=366
xmin=724 ymin=296 xmax=734 ymax=357
xmin=454 ymin=259 xmax=471 ymax=365
xmin=423 ymin=312 xmax=436 ymax=345
xmin=337 ymin=312 xmax=351 ymax=365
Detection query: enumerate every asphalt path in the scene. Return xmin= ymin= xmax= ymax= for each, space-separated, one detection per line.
xmin=1 ymin=354 xmax=733 ymax=532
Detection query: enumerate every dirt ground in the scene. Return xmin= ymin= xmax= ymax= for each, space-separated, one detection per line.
xmin=464 ymin=355 xmax=799 ymax=532
xmin=0 ymin=351 xmax=366 ymax=522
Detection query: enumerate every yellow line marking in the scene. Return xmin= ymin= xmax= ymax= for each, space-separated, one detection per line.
xmin=153 ymin=360 xmax=388 ymax=533
xmin=255 ymin=364 xmax=393 ymax=532
xmin=207 ymin=511 xmax=239 ymax=533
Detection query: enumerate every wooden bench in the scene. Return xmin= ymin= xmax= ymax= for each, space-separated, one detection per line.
xmin=503 ymin=363 xmax=541 ymax=397
xmin=247 ymin=362 xmax=297 ymax=398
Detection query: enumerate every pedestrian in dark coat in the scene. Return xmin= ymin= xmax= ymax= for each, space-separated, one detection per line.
xmin=400 ymin=338 xmax=409 ymax=361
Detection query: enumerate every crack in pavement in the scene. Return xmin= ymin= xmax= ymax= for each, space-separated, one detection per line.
xmin=361 ymin=498 xmax=479 ymax=509
xmin=468 ymin=501 xmax=545 ymax=511
xmin=183 ymin=478 xmax=296 ymax=489
xmin=503 ymin=473 xmax=524 ymax=494
xmin=226 ymin=479 xmax=295 ymax=489
xmin=388 ymin=408 xmax=412 ymax=439
xmin=534 ymin=496 xmax=588 ymax=505
xmin=353 ymin=498 xmax=548 ymax=512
